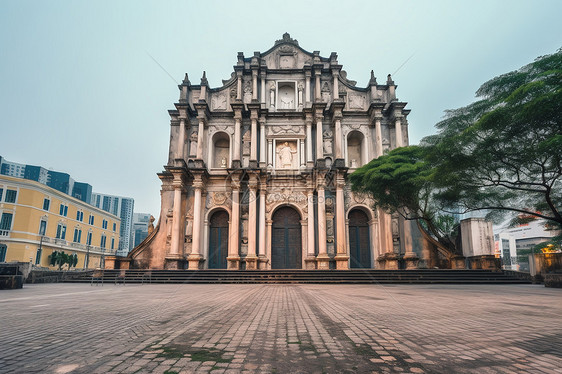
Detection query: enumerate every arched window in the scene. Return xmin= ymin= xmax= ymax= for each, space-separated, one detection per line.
xmin=212 ymin=132 xmax=230 ymax=168
xmin=347 ymin=131 xmax=365 ymax=168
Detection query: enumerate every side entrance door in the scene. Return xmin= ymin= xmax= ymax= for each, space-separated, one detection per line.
xmin=208 ymin=210 xmax=229 ymax=269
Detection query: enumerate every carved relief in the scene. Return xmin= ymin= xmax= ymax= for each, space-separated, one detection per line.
xmin=243 ymin=81 xmax=252 ymax=103
xmin=348 ymin=94 xmax=365 ymax=110
xmin=276 ymin=141 xmax=298 ymax=169
xmin=267 ymin=124 xmax=303 ymax=136
xmin=265 ymin=187 xmax=307 ymax=214
xmin=323 ymin=129 xmax=333 ymax=154
xmin=211 ymin=93 xmax=227 ymax=110
xmin=242 ymin=130 xmax=251 ymax=156
xmin=321 ymin=82 xmax=331 ymax=102
xmin=189 ymin=131 xmax=198 ymax=157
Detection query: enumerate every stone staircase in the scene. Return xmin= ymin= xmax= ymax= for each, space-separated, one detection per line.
xmin=64 ymin=269 xmax=531 ymax=285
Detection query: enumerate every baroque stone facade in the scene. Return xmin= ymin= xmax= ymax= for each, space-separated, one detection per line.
xmin=129 ymin=34 xmax=418 ymax=270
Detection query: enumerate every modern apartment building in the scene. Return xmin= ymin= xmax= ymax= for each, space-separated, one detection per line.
xmin=91 ymin=193 xmax=135 ymax=255
xmin=0 ymin=175 xmax=120 ymax=268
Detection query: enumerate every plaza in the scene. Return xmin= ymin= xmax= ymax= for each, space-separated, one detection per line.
xmin=1 ymin=283 xmax=560 ymax=373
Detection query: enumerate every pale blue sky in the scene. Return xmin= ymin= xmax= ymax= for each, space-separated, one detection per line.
xmin=1 ymin=0 xmax=561 ymax=217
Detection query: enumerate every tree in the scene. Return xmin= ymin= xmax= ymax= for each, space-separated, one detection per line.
xmin=425 ymin=49 xmax=562 ymax=226
xmin=48 ymin=251 xmax=78 ymax=270
xmin=349 ymin=146 xmax=461 ymax=256
xmin=351 ymin=48 xmax=561 ymax=254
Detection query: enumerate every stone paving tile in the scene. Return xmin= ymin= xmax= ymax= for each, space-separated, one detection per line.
xmin=0 ymin=283 xmax=561 ymax=373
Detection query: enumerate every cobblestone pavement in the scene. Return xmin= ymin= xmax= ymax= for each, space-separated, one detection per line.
xmin=0 ymin=283 xmax=561 ymax=374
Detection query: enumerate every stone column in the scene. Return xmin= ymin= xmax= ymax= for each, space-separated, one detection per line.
xmin=334 ymin=176 xmax=349 ymax=269
xmin=260 ymin=72 xmax=266 ymax=104
xmin=305 ymin=187 xmax=316 ymax=269
xmin=250 ymin=114 xmax=258 ymax=162
xmin=316 ymin=114 xmax=323 ymax=160
xmin=305 ymin=70 xmax=311 ymax=104
xmin=228 ymin=183 xmax=241 ymax=269
xmin=187 ymin=176 xmax=203 ymax=269
xmin=259 ymin=118 xmax=266 ymax=167
xmin=258 ymin=183 xmax=266 ymax=267
xmin=233 ymin=114 xmax=241 ymax=164
xmin=236 ymin=72 xmax=242 ymax=100
xmin=252 ymin=70 xmax=258 ymax=101
xmin=267 ymin=139 xmax=273 ymax=168
xmin=196 ymin=118 xmax=205 ymax=160
xmin=300 ymin=139 xmax=305 ymax=168
xmin=306 ymin=116 xmax=313 ymax=167
xmin=177 ymin=118 xmax=186 ymax=160
xmin=402 ymin=217 xmax=418 ymax=269
xmin=395 ymin=116 xmax=403 ymax=148
xmin=316 ymin=182 xmax=329 ymax=269
xmin=375 ymin=114 xmax=383 ymax=157
xmin=333 ymin=71 xmax=339 ymax=100
xmin=265 ymin=219 xmax=273 ymax=269
xmin=368 ymin=219 xmax=379 ymax=268
xmin=314 ymin=70 xmax=321 ymax=101
xmin=334 ymin=118 xmax=342 ymax=160
xmin=246 ymin=180 xmax=258 ymax=270
xmin=167 ymin=174 xmax=185 ymax=269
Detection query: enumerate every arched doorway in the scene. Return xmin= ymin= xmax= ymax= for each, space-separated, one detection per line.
xmin=271 ymin=206 xmax=302 ymax=269
xmin=208 ymin=210 xmax=229 ymax=269
xmin=348 ymin=209 xmax=371 ymax=268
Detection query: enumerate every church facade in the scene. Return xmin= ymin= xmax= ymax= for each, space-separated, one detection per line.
xmin=129 ymin=34 xmax=421 ymax=270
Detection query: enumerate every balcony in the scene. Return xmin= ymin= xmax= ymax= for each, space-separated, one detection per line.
xmin=0 ymin=229 xmax=9 ymax=237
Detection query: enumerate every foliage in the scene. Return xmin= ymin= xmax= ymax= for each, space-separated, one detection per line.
xmin=349 ymin=146 xmax=461 ymax=255
xmin=424 ymin=48 xmax=562 ymax=226
xmin=48 ymin=251 xmax=78 ymax=270
xmin=351 ymin=49 xmax=562 ymax=255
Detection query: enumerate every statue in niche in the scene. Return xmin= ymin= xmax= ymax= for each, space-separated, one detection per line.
xmin=221 ymin=157 xmax=227 ymax=168
xmin=278 ymin=142 xmax=296 ymax=168
xmin=243 ymin=81 xmax=252 ymax=103
xmin=297 ymin=83 xmax=304 ymax=106
xmin=350 ymin=159 xmax=358 ymax=168
xmin=270 ymin=82 xmax=276 ymax=108
xmin=189 ymin=132 xmax=198 ymax=156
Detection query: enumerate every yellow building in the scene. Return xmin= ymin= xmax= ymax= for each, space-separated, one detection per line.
xmin=0 ymin=175 xmax=120 ymax=269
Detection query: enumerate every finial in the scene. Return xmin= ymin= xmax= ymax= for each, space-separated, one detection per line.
xmin=369 ymin=70 xmax=377 ymax=85
xmin=200 ymin=71 xmax=208 ymax=86
xmin=387 ymin=74 xmax=394 ymax=85
xmin=182 ymin=73 xmax=191 ymax=86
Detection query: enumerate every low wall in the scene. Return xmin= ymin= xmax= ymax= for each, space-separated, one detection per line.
xmin=27 ymin=269 xmax=93 ymax=283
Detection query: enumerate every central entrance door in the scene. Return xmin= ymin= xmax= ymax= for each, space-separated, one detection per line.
xmin=271 ymin=206 xmax=302 ymax=269
xmin=208 ymin=210 xmax=229 ymax=269
xmin=349 ymin=209 xmax=371 ymax=268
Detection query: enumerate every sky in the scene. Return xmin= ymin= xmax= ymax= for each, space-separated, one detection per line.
xmin=1 ymin=0 xmax=561 ymax=219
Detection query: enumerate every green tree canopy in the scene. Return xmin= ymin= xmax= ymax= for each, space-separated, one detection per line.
xmin=425 ymin=48 xmax=562 ymax=226
xmin=351 ymin=48 xmax=562 ymax=253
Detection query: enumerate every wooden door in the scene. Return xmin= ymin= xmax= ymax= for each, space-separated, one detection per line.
xmin=208 ymin=210 xmax=229 ymax=269
xmin=348 ymin=209 xmax=371 ymax=268
xmin=271 ymin=207 xmax=302 ymax=269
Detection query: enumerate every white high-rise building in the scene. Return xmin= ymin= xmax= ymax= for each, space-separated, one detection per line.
xmin=91 ymin=193 xmax=135 ymax=256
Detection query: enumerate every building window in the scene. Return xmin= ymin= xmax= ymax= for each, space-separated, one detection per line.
xmin=111 ymin=237 xmax=115 ymax=250
xmin=5 ymin=189 xmax=17 ymax=203
xmin=102 ymin=219 xmax=108 ymax=229
xmin=0 ymin=213 xmax=13 ymax=235
xmin=0 ymin=244 xmax=6 ymax=262
xmin=112 ymin=222 xmax=116 ymax=232
xmin=73 ymin=228 xmax=82 ymax=243
xmin=35 ymin=248 xmax=42 ymax=265
xmin=39 ymin=220 xmax=47 ymax=236
xmin=100 ymin=234 xmax=106 ymax=249
xmin=86 ymin=231 xmax=92 ymax=246
xmin=88 ymin=214 xmax=94 ymax=225
xmin=0 ymin=188 xmax=3 ymax=201
xmin=76 ymin=211 xmax=83 ymax=222
xmin=43 ymin=198 xmax=50 ymax=211
xmin=56 ymin=223 xmax=66 ymax=240
xmin=59 ymin=204 xmax=68 ymax=217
